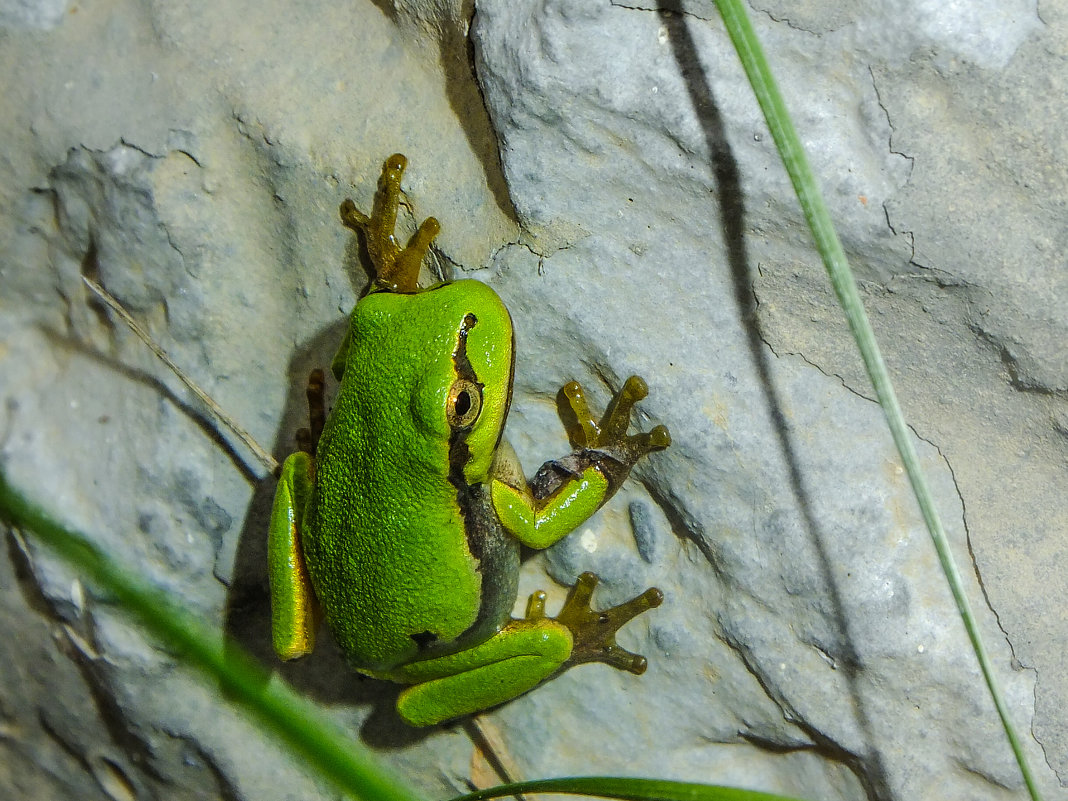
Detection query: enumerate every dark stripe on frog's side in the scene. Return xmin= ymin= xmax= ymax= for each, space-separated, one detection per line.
xmin=410 ymin=312 xmax=520 ymax=654
xmin=494 ymin=325 xmax=516 ymax=454
xmin=447 ymin=312 xmax=483 ymax=562
xmin=446 ymin=313 xmax=512 ymax=571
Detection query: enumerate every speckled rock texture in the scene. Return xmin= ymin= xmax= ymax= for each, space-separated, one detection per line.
xmin=0 ymin=1 xmax=1064 ymax=800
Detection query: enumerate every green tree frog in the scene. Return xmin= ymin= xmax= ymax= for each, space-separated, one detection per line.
xmin=268 ymin=154 xmax=670 ymax=727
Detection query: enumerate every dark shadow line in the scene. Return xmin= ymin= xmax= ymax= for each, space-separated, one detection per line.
xmin=657 ymin=6 xmax=891 ymax=799
xmin=362 ymin=0 xmax=518 ymax=226
xmin=39 ymin=326 xmax=262 ymax=486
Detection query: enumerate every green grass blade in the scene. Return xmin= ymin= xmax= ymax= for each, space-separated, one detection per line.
xmin=711 ymin=1 xmax=1042 ymax=798
xmin=0 ymin=469 xmax=421 ymax=801
xmin=450 ymin=775 xmax=808 ymax=801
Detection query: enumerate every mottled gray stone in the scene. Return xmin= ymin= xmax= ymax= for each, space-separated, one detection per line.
xmin=0 ymin=0 xmax=1063 ymax=800
xmin=0 ymin=0 xmax=69 ymax=30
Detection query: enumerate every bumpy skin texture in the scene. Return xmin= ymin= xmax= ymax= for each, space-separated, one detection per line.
xmin=304 ymin=281 xmax=515 ymax=672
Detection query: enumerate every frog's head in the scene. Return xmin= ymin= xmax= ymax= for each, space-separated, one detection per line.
xmin=339 ymin=155 xmax=515 ymax=486
xmin=358 ymin=279 xmax=514 ymax=486
xmin=430 ymin=279 xmax=514 ymax=486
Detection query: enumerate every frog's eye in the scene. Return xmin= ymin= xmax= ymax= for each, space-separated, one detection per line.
xmin=447 ymin=378 xmax=483 ymax=429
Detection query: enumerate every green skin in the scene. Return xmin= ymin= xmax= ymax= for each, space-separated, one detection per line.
xmin=268 ymin=154 xmax=670 ymax=727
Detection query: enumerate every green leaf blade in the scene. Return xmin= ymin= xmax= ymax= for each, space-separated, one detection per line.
xmin=710 ymin=2 xmax=1043 ymax=798
xmin=451 ymin=775 xmax=810 ymax=801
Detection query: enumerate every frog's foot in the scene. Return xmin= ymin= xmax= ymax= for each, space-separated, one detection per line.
xmin=523 ymin=376 xmax=669 ymax=506
xmin=547 ymin=375 xmax=670 ymax=492
xmin=527 ymin=572 xmax=663 ymax=674
xmin=295 ymin=368 xmax=326 ymax=456
xmin=561 ymin=376 xmax=671 ymax=459
xmin=339 ymin=153 xmax=440 ymax=293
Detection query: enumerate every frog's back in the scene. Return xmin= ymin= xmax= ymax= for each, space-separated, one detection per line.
xmin=302 ymin=281 xmax=517 ymax=672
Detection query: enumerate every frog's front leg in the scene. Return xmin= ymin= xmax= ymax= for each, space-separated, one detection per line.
xmin=490 ymin=375 xmax=670 ymax=548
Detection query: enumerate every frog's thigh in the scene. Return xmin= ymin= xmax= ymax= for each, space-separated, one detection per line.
xmin=268 ymin=451 xmax=319 ymax=660
xmin=491 ymin=467 xmax=609 ymax=549
xmin=394 ymin=619 xmax=573 ymax=726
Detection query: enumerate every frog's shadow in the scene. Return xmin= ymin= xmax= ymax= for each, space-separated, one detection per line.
xmin=221 ymin=235 xmax=453 ymax=748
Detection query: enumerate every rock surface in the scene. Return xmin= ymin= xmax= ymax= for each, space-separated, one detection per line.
xmin=0 ymin=1 xmax=1064 ymax=800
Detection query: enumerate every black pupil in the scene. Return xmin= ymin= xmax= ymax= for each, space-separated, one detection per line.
xmin=455 ymin=390 xmax=471 ymax=417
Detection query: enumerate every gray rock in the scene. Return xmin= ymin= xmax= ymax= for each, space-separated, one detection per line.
xmin=0 ymin=0 xmax=1063 ymax=800
xmin=0 ymin=0 xmax=69 ymax=30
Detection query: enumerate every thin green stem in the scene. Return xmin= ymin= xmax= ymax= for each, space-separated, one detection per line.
xmin=451 ymin=776 xmax=806 ymax=801
xmin=712 ymin=1 xmax=1041 ymax=798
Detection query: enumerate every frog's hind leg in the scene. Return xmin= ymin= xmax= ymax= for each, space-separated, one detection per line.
xmin=550 ymin=571 xmax=662 ymax=674
xmin=392 ymin=616 xmax=574 ymax=727
xmin=339 ymin=153 xmax=440 ymax=293
xmin=268 ymin=451 xmax=322 ymax=660
xmin=391 ymin=574 xmax=661 ymax=726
